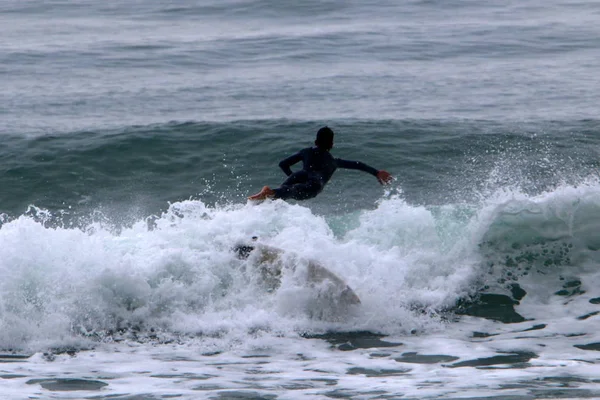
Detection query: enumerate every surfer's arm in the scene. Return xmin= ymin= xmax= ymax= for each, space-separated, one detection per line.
xmin=336 ymin=158 xmax=378 ymax=175
xmin=278 ymin=152 xmax=303 ymax=176
xmin=336 ymin=158 xmax=393 ymax=185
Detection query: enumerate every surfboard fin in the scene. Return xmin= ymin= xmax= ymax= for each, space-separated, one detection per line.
xmin=234 ymin=244 xmax=255 ymax=260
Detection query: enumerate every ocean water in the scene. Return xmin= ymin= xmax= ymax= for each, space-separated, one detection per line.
xmin=2 ymin=1 xmax=600 ymax=399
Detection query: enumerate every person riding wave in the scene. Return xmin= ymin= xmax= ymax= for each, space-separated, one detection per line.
xmin=249 ymin=126 xmax=393 ymax=201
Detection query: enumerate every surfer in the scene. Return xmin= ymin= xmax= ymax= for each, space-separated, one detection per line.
xmin=249 ymin=126 xmax=393 ymax=201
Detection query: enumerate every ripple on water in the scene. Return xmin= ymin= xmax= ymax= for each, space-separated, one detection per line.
xmin=302 ymin=331 xmax=403 ymax=351
xmin=346 ymin=366 xmax=411 ymax=377
xmin=394 ymin=352 xmax=459 ymax=364
xmin=448 ymin=351 xmax=538 ymax=368
xmin=209 ymin=391 xmax=277 ymax=400
xmin=26 ymin=378 xmax=109 ymax=391
xmin=574 ymin=342 xmax=600 ymax=351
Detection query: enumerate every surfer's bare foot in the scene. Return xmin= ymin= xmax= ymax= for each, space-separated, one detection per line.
xmin=248 ymin=186 xmax=275 ymax=201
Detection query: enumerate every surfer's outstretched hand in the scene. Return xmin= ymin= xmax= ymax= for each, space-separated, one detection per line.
xmin=376 ymin=170 xmax=393 ymax=185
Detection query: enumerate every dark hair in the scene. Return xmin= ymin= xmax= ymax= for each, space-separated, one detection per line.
xmin=315 ymin=126 xmax=334 ymax=150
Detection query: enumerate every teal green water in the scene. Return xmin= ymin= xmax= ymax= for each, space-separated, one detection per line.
xmin=2 ymin=119 xmax=599 ymax=224
xmin=3 ymin=1 xmax=600 ymax=398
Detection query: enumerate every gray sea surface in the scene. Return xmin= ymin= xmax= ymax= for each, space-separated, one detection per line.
xmin=1 ymin=1 xmax=600 ymax=399
xmin=2 ymin=0 xmax=600 ymax=135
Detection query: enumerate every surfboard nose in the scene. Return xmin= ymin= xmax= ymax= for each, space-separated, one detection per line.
xmin=340 ymin=287 xmax=361 ymax=305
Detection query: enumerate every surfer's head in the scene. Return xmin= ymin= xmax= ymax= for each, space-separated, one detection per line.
xmin=315 ymin=126 xmax=334 ymax=151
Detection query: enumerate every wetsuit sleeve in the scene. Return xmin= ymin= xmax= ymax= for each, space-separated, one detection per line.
xmin=278 ymin=151 xmax=303 ymax=176
xmin=335 ymin=158 xmax=379 ymax=176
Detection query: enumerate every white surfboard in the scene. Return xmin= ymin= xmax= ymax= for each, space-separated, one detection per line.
xmin=234 ymin=238 xmax=361 ymax=306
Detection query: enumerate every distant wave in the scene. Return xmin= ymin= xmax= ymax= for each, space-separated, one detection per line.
xmin=2 ymin=119 xmax=599 ymax=221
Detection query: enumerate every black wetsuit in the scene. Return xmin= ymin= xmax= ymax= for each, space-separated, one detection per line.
xmin=272 ymin=147 xmax=379 ymax=200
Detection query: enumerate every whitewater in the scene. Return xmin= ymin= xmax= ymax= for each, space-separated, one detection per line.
xmin=3 ymin=0 xmax=600 ymax=398
xmin=3 ymin=177 xmax=600 ymax=398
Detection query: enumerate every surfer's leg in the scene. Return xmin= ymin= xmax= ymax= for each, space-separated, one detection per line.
xmin=281 ymin=170 xmax=309 ymax=187
xmin=249 ymin=171 xmax=309 ymax=201
xmin=249 ymin=172 xmax=322 ymax=201
xmin=273 ymin=178 xmax=322 ymax=200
